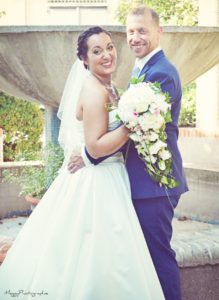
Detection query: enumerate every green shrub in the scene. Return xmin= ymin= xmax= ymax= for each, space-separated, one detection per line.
xmin=179 ymin=82 xmax=196 ymax=127
xmin=3 ymin=143 xmax=64 ymax=199
xmin=0 ymin=92 xmax=44 ymax=161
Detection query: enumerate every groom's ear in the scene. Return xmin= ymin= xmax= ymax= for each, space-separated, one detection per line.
xmin=158 ymin=26 xmax=163 ymax=35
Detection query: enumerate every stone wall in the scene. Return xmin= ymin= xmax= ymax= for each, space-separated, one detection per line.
xmin=178 ymin=128 xmax=219 ymax=170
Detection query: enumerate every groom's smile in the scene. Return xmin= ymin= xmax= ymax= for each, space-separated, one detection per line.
xmin=131 ymin=43 xmax=148 ymax=56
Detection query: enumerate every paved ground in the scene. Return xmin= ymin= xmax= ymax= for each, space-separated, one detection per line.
xmin=0 ymin=216 xmax=27 ymax=239
xmin=0 ymin=215 xmax=218 ymax=239
xmin=1 ymin=215 xmax=219 ymax=269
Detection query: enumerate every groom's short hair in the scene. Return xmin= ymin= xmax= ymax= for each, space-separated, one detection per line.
xmin=128 ymin=6 xmax=160 ymax=26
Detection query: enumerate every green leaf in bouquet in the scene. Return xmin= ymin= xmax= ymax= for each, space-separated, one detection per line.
xmin=115 ymin=113 xmax=121 ymax=121
xmin=153 ymin=81 xmax=161 ymax=89
xmin=130 ymin=77 xmax=139 ymax=84
xmin=167 ymin=178 xmax=179 ymax=189
xmin=153 ymin=172 xmax=163 ymax=185
xmin=105 ymin=102 xmax=117 ymax=112
xmin=146 ymin=162 xmax=156 ymax=173
xmin=164 ymin=92 xmax=171 ymax=103
xmin=172 ymin=178 xmax=180 ymax=188
xmin=160 ymin=176 xmax=169 ymax=186
xmin=165 ymin=110 xmax=172 ymax=123
xmin=158 ymin=160 xmax=166 ymax=171
xmin=130 ymin=74 xmax=145 ymax=85
xmin=136 ymin=146 xmax=146 ymax=157
xmin=159 ymin=130 xmax=167 ymax=141
xmin=138 ymin=75 xmax=145 ymax=83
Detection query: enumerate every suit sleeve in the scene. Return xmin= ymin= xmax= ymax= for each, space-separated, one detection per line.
xmin=82 ymin=143 xmax=128 ymax=166
xmin=148 ymin=71 xmax=178 ymax=103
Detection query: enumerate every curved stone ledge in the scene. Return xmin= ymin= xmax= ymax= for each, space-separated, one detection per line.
xmin=0 ymin=25 xmax=219 ymax=107
xmin=172 ymin=219 xmax=219 ymax=299
xmin=172 ymin=219 xmax=219 ymax=268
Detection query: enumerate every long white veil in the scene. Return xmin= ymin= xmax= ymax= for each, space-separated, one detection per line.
xmin=57 ymin=59 xmax=90 ymax=168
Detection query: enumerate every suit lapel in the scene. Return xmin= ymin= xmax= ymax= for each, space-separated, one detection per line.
xmin=139 ymin=50 xmax=165 ymax=79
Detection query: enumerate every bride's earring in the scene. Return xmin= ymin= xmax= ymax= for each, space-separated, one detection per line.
xmin=82 ymin=58 xmax=89 ymax=70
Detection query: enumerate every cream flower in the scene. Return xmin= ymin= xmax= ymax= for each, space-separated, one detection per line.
xmin=158 ymin=149 xmax=171 ymax=160
xmin=149 ymin=140 xmax=167 ymax=155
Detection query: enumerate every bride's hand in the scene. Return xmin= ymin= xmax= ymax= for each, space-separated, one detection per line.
xmin=68 ymin=153 xmax=85 ymax=174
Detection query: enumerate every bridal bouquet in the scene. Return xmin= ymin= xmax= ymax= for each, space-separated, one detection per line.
xmin=117 ymin=76 xmax=178 ymax=189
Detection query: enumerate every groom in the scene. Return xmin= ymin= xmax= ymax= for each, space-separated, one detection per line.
xmin=68 ymin=6 xmax=188 ymax=300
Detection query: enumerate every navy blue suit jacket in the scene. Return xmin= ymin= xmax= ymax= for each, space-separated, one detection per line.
xmin=86 ymin=50 xmax=188 ymax=199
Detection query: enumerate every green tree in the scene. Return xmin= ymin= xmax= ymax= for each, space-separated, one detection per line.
xmin=179 ymin=82 xmax=196 ymax=127
xmin=0 ymin=92 xmax=44 ymax=161
xmin=116 ymin=0 xmax=198 ymax=26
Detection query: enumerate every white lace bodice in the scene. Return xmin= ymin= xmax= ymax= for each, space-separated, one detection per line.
xmin=108 ymin=109 xmax=121 ymax=132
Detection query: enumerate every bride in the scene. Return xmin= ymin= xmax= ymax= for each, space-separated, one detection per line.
xmin=0 ymin=26 xmax=164 ymax=300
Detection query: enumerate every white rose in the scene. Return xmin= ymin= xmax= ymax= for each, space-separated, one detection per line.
xmin=136 ymin=130 xmax=142 ymax=136
xmin=139 ymin=116 xmax=150 ymax=131
xmin=156 ymin=95 xmax=171 ymax=113
xmin=149 ymin=155 xmax=157 ymax=164
xmin=142 ymin=113 xmax=164 ymax=130
xmin=158 ymin=160 xmax=166 ymax=170
xmin=148 ymin=132 xmax=159 ymax=142
xmin=149 ymin=140 xmax=167 ymax=155
xmin=158 ymin=149 xmax=171 ymax=160
xmin=130 ymin=133 xmax=141 ymax=142
xmin=152 ymin=114 xmax=165 ymax=130
xmin=135 ymin=102 xmax=150 ymax=113
xmin=149 ymin=102 xmax=159 ymax=114
xmin=129 ymin=119 xmax=139 ymax=128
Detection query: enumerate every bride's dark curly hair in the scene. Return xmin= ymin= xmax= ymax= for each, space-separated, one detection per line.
xmin=77 ymin=26 xmax=112 ymax=68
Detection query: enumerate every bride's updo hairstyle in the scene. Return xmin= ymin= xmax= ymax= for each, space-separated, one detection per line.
xmin=77 ymin=26 xmax=112 ymax=69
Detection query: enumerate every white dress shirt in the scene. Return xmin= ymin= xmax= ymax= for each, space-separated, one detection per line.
xmin=134 ymin=46 xmax=162 ymax=76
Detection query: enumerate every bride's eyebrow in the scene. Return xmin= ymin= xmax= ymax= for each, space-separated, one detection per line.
xmin=91 ymin=45 xmax=102 ymax=50
xmin=91 ymin=43 xmax=113 ymax=52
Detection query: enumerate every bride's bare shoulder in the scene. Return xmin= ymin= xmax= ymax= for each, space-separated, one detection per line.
xmin=76 ymin=75 xmax=108 ymax=120
xmin=80 ymin=75 xmax=108 ymax=104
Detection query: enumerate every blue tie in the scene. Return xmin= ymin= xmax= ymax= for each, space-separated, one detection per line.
xmin=131 ymin=65 xmax=140 ymax=78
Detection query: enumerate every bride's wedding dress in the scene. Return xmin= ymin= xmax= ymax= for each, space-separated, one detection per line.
xmin=0 ymin=110 xmax=164 ymax=300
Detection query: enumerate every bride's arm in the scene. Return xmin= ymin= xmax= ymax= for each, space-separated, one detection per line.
xmin=82 ymin=81 xmax=129 ymax=159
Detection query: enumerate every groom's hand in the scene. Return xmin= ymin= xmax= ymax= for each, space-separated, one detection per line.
xmin=68 ymin=153 xmax=85 ymax=174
